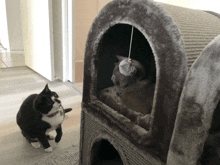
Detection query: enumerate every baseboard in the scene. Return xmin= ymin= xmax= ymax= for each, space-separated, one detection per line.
xmin=0 ymin=50 xmax=25 ymax=54
xmin=8 ymin=50 xmax=25 ymax=54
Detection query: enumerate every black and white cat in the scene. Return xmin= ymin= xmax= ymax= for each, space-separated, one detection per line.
xmin=16 ymin=84 xmax=72 ymax=152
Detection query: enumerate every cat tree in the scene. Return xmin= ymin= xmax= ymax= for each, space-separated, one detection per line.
xmin=79 ymin=0 xmax=220 ymax=164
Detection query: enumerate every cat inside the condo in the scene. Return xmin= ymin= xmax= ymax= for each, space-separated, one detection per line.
xmin=111 ymin=55 xmax=155 ymax=115
xmin=16 ymin=84 xmax=72 ymax=152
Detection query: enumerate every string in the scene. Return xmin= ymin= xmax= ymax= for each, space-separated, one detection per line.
xmin=128 ymin=26 xmax=134 ymax=62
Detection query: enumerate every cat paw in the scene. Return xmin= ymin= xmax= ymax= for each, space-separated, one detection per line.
xmin=55 ymin=140 xmax=60 ymax=144
xmin=46 ymin=134 xmax=55 ymax=140
xmin=31 ymin=142 xmax=41 ymax=148
xmin=45 ymin=147 xmax=52 ymax=152
xmin=55 ymin=136 xmax=61 ymax=143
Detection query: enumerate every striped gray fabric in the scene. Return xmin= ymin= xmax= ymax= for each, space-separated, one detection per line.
xmin=161 ymin=3 xmax=220 ymax=69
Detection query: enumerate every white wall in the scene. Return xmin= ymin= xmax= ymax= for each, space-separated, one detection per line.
xmin=52 ymin=0 xmax=73 ymax=82
xmin=52 ymin=0 xmax=63 ymax=80
xmin=98 ymin=0 xmax=111 ymax=11
xmin=0 ymin=0 xmax=10 ymax=50
xmin=192 ymin=0 xmax=220 ymax=13
xmin=154 ymin=0 xmax=195 ymax=8
xmin=5 ymin=0 xmax=23 ymax=51
xmin=20 ymin=0 xmax=55 ymax=80
xmin=97 ymin=0 xmax=220 ymax=14
xmin=154 ymin=0 xmax=220 ymax=13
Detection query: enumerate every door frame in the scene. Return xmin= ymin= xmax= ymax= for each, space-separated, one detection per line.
xmin=0 ymin=0 xmax=10 ymax=51
xmin=62 ymin=0 xmax=74 ymax=82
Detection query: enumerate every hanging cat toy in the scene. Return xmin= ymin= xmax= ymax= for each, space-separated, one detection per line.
xmin=119 ymin=26 xmax=137 ymax=76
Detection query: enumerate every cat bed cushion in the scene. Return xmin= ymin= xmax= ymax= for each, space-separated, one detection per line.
xmin=97 ymin=85 xmax=153 ymax=129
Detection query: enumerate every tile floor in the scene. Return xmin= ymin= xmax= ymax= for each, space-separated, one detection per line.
xmin=0 ymin=51 xmax=25 ymax=68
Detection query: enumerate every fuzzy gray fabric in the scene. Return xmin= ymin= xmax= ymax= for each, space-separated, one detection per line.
xmin=167 ymin=34 xmax=220 ymax=165
xmin=82 ymin=0 xmax=187 ymax=160
xmin=81 ymin=0 xmax=220 ymax=164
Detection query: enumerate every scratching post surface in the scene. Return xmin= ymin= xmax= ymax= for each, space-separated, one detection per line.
xmin=161 ymin=3 xmax=220 ymax=69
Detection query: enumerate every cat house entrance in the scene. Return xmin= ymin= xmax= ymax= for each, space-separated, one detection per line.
xmin=96 ymin=24 xmax=156 ymax=120
xmin=91 ymin=139 xmax=123 ymax=165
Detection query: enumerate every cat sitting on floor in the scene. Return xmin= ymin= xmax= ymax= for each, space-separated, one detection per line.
xmin=111 ymin=55 xmax=155 ymax=115
xmin=16 ymin=84 xmax=72 ymax=152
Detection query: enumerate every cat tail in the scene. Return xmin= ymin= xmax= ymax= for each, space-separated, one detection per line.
xmin=64 ymin=108 xmax=72 ymax=113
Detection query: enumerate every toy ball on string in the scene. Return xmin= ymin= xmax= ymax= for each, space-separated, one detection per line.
xmin=119 ymin=58 xmax=137 ymax=76
xmin=119 ymin=26 xmax=136 ymax=76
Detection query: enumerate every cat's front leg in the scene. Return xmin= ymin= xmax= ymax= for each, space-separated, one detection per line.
xmin=37 ymin=133 xmax=52 ymax=152
xmin=55 ymin=125 xmax=63 ymax=143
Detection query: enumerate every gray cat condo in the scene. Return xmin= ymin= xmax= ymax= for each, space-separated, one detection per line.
xmin=79 ymin=0 xmax=220 ymax=164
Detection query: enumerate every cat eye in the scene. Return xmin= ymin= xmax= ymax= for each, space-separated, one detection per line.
xmin=52 ymin=92 xmax=59 ymax=98
xmin=55 ymin=98 xmax=61 ymax=104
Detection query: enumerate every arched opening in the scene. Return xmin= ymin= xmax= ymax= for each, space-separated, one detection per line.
xmin=96 ymin=23 xmax=155 ymax=91
xmin=96 ymin=24 xmax=156 ymax=116
xmin=91 ymin=139 xmax=124 ymax=165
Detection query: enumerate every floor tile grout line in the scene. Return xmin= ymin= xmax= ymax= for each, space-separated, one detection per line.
xmin=0 ymin=60 xmax=8 ymax=68
xmin=0 ymin=52 xmax=25 ymax=68
xmin=2 ymin=60 xmax=8 ymax=67
xmin=64 ymin=82 xmax=82 ymax=96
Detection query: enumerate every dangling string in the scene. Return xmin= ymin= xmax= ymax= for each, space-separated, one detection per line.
xmin=128 ymin=26 xmax=134 ymax=62
xmin=118 ymin=26 xmax=135 ymax=76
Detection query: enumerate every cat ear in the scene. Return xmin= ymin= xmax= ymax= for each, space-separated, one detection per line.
xmin=43 ymin=84 xmax=50 ymax=93
xmin=116 ymin=55 xmax=127 ymax=61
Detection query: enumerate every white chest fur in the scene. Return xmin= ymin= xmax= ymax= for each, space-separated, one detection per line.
xmin=42 ymin=102 xmax=65 ymax=134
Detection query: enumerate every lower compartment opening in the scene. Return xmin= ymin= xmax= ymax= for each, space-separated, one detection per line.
xmin=91 ymin=140 xmax=124 ymax=165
